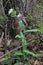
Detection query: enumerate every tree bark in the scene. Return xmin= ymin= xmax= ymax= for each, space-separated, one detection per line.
xmin=0 ymin=0 xmax=5 ymax=16
xmin=25 ymin=0 xmax=37 ymax=16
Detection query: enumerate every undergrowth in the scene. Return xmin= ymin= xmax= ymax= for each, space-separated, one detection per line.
xmin=2 ymin=21 xmax=43 ymax=65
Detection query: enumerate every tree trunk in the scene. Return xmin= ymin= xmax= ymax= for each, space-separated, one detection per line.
xmin=29 ymin=0 xmax=37 ymax=17
xmin=0 ymin=0 xmax=5 ymax=16
xmin=26 ymin=0 xmax=31 ymax=13
xmin=25 ymin=0 xmax=37 ymax=16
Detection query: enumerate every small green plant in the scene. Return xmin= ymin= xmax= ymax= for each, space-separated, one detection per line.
xmin=3 ymin=20 xmax=43 ymax=65
xmin=14 ymin=31 xmax=43 ymax=65
xmin=13 ymin=20 xmax=43 ymax=65
xmin=2 ymin=53 xmax=12 ymax=65
xmin=8 ymin=8 xmax=16 ymax=17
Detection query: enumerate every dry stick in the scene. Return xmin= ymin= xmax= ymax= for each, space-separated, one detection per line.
xmin=4 ymin=0 xmax=12 ymax=9
xmin=0 ymin=32 xmax=4 ymax=44
xmin=4 ymin=0 xmax=9 ymax=9
xmin=0 ymin=46 xmax=22 ymax=59
xmin=0 ymin=39 xmax=32 ymax=60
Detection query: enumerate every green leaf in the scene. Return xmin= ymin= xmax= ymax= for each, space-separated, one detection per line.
xmin=20 ymin=32 xmax=27 ymax=50
xmin=14 ymin=63 xmax=19 ymax=65
xmin=24 ymin=61 xmax=30 ymax=65
xmin=23 ymin=50 xmax=43 ymax=57
xmin=15 ymin=35 xmax=21 ymax=38
xmin=15 ymin=32 xmax=27 ymax=50
xmin=23 ymin=50 xmax=37 ymax=57
xmin=18 ymin=20 xmax=25 ymax=28
xmin=13 ymin=52 xmax=24 ymax=57
xmin=10 ymin=9 xmax=16 ymax=17
xmin=24 ymin=29 xmax=41 ymax=34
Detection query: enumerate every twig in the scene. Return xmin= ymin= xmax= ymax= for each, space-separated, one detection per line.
xmin=0 ymin=39 xmax=32 ymax=60
xmin=0 ymin=32 xmax=4 ymax=44
xmin=0 ymin=46 xmax=22 ymax=59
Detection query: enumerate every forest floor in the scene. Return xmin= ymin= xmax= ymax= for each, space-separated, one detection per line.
xmin=0 ymin=12 xmax=43 ymax=65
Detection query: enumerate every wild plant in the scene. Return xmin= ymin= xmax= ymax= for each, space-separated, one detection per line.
xmin=2 ymin=19 xmax=43 ymax=65
xmin=13 ymin=20 xmax=43 ymax=65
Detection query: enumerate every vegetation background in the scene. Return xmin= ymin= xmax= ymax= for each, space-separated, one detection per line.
xmin=0 ymin=0 xmax=43 ymax=65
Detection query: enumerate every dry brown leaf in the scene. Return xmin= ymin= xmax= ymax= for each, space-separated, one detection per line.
xmin=0 ymin=52 xmax=3 ymax=56
xmin=7 ymin=39 xmax=11 ymax=46
xmin=34 ymin=60 xmax=43 ymax=65
xmin=0 ymin=48 xmax=3 ymax=51
xmin=39 ymin=51 xmax=43 ymax=54
xmin=0 ymin=58 xmax=5 ymax=62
